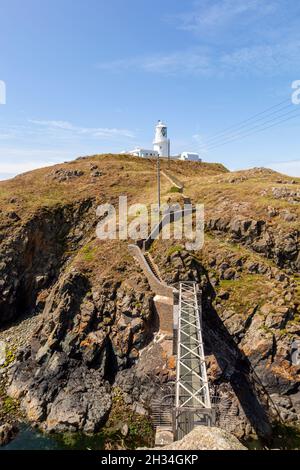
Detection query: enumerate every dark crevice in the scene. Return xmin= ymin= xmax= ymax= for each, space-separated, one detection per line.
xmin=271 ymin=335 xmax=277 ymax=363
xmin=244 ymin=304 xmax=259 ymax=331
xmin=105 ymin=338 xmax=119 ymax=384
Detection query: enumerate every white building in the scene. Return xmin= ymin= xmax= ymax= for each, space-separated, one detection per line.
xmin=125 ymin=121 xmax=201 ymax=163
xmin=125 ymin=120 xmax=170 ymax=158
xmin=127 ymin=147 xmax=158 ymax=158
xmin=179 ymin=152 xmax=201 ymax=162
xmin=153 ymin=120 xmax=170 ymax=157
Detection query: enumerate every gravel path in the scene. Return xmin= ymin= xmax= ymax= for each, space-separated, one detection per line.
xmin=0 ymin=312 xmax=41 ymax=353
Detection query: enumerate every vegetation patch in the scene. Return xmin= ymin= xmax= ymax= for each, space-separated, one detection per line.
xmin=81 ymin=244 xmax=96 ymax=263
xmin=0 ymin=346 xmax=16 ymax=369
xmin=167 ymin=244 xmax=183 ymax=257
xmin=0 ymin=384 xmax=21 ymax=422
xmin=218 ymin=274 xmax=273 ymax=315
xmin=169 ymin=186 xmax=181 ymax=193
xmin=103 ymin=387 xmax=154 ymax=449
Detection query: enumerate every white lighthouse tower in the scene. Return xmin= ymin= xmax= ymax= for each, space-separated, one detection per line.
xmin=153 ymin=120 xmax=170 ymax=157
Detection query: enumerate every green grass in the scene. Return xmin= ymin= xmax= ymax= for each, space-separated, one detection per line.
xmin=169 ymin=186 xmax=181 ymax=193
xmin=104 ymin=387 xmax=154 ymax=449
xmin=0 ymin=346 xmax=16 ymax=369
xmin=1 ymin=396 xmax=19 ymax=415
xmin=167 ymin=244 xmax=183 ymax=257
xmin=81 ymin=244 xmax=96 ymax=262
xmin=218 ymin=274 xmax=272 ymax=316
xmin=0 ymin=384 xmax=20 ymax=421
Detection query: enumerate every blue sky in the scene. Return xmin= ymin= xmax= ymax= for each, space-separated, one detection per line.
xmin=0 ymin=0 xmax=300 ymax=179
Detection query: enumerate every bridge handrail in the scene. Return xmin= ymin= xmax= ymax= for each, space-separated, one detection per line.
xmin=128 ymin=244 xmax=174 ymax=298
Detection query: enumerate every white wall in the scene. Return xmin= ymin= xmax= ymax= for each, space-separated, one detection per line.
xmin=129 ymin=148 xmax=158 ymax=157
xmin=180 ymin=152 xmax=201 ymax=162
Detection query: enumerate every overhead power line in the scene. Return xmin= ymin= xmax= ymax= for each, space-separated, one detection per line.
xmin=204 ymin=109 xmax=300 ymax=152
xmin=204 ymin=106 xmax=300 ymax=150
xmin=202 ymin=102 xmax=294 ymax=147
xmin=201 ymin=98 xmax=291 ymax=145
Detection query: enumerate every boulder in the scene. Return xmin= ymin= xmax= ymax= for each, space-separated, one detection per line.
xmin=153 ymin=426 xmax=246 ymax=450
xmin=11 ymin=359 xmax=113 ymax=433
xmin=48 ymin=168 xmax=84 ymax=182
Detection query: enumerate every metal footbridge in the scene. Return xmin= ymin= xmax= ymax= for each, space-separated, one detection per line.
xmin=150 ymin=281 xmax=214 ymax=443
xmin=174 ymin=281 xmax=213 ymax=440
xmin=129 ymin=216 xmax=213 ymax=440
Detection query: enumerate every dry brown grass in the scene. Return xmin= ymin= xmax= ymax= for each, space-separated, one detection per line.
xmin=0 ymin=154 xmax=226 ymax=234
xmin=183 ymin=167 xmax=300 ymax=233
xmin=0 ymin=152 xmax=298 ymax=239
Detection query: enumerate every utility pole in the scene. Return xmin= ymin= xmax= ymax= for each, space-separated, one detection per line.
xmin=157 ymin=153 xmax=161 ymax=215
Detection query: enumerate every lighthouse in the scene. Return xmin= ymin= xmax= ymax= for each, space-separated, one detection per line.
xmin=153 ymin=120 xmax=170 ymax=157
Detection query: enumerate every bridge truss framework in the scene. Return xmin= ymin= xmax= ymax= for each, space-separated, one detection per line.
xmin=174 ymin=281 xmax=214 ymax=440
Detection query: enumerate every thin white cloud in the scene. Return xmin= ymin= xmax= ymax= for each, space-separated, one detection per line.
xmin=143 ymin=50 xmax=211 ymax=75
xmin=97 ymin=0 xmax=300 ymax=78
xmin=29 ymin=120 xmax=74 ymax=130
xmin=221 ymin=42 xmax=300 ymax=74
xmin=97 ymin=49 xmax=211 ymax=75
xmin=96 ymin=0 xmax=300 ymax=78
xmin=131 ymin=0 xmax=298 ymax=77
xmin=172 ymin=0 xmax=275 ymax=32
xmin=98 ymin=51 xmax=210 ymax=75
xmin=97 ymin=39 xmax=300 ymax=77
xmin=29 ymin=119 xmax=135 ymax=139
xmin=0 ymin=133 xmax=14 ymax=139
xmin=0 ymin=147 xmax=72 ymax=160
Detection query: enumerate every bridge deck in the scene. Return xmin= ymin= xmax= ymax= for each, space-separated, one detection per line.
xmin=175 ymin=282 xmax=213 ymax=440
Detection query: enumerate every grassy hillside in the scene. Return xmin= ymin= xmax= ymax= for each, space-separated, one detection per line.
xmin=0 ymin=153 xmax=299 ymax=446
xmin=0 ymin=154 xmax=227 ymax=222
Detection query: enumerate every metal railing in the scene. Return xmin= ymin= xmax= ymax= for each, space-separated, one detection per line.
xmin=151 ymin=393 xmax=175 ymax=431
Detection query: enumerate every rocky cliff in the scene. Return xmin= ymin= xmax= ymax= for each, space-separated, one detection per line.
xmin=0 ymin=154 xmax=299 ymax=448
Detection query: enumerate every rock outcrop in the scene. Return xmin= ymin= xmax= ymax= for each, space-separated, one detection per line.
xmin=7 ymin=266 xmax=156 ymax=432
xmin=206 ymin=216 xmax=299 ymax=272
xmin=0 ymin=198 xmax=95 ymax=325
xmin=9 ymin=356 xmax=112 ymax=433
xmin=154 ymin=426 xmax=246 ymax=450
